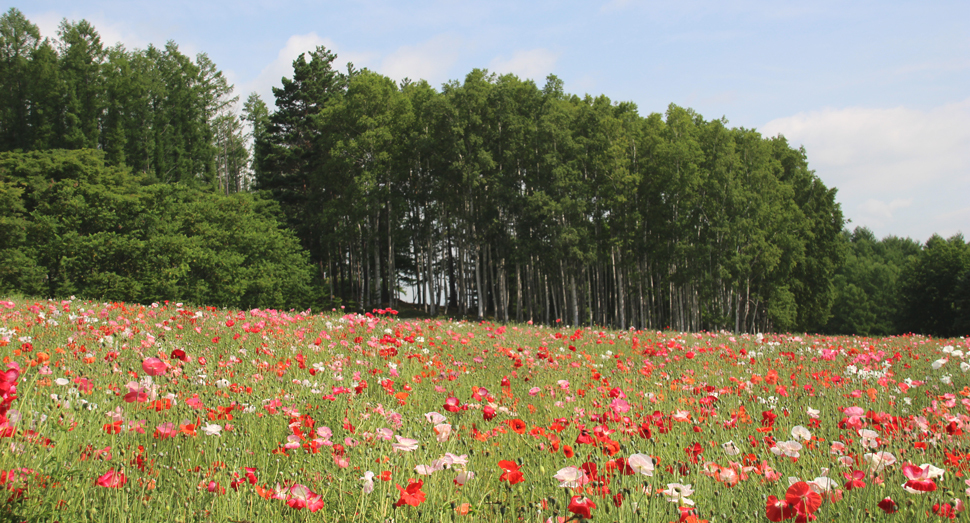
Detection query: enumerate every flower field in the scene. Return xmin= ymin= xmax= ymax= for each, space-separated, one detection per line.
xmin=0 ymin=298 xmax=968 ymax=523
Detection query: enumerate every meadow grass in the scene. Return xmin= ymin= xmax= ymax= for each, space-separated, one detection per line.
xmin=0 ymin=297 xmax=967 ymax=522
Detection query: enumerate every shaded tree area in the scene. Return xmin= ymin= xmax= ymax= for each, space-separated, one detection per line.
xmin=820 ymin=228 xmax=969 ymax=338
xmin=251 ymin=49 xmax=846 ymax=333
xmin=0 ymin=149 xmax=313 ymax=309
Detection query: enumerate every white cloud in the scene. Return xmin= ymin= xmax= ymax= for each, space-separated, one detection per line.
xmin=762 ymin=98 xmax=970 ymax=241
xmin=237 ymin=32 xmax=372 ymax=108
xmin=29 ymin=10 xmax=150 ymax=51
xmin=489 ymin=48 xmax=560 ymax=82
xmin=857 ymin=198 xmax=912 ymax=229
xmin=377 ymin=34 xmax=462 ymax=87
xmin=762 ymin=99 xmax=970 ymax=193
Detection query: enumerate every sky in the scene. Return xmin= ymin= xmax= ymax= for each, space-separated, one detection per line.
xmin=19 ymin=0 xmax=970 ymax=243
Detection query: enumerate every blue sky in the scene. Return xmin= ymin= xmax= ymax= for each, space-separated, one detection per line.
xmin=21 ymin=0 xmax=970 ymax=243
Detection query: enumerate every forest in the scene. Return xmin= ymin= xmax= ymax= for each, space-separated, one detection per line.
xmin=1 ymin=8 xmax=967 ymax=336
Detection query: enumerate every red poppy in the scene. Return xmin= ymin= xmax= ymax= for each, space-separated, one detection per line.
xmin=483 ymin=405 xmax=496 ymax=421
xmin=765 ymin=495 xmax=795 ymax=522
xmin=785 ymin=481 xmax=822 ymax=517
xmin=498 ymin=460 xmax=524 ymax=484
xmin=567 ymin=496 xmax=596 ymax=519
xmin=507 ymin=419 xmax=527 ymax=434
xmin=877 ymin=498 xmax=897 ymax=514
xmin=394 ymin=479 xmax=427 ymax=507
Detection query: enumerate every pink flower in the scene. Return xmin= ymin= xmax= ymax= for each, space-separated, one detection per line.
xmin=142 ymin=357 xmax=167 ymax=377
xmin=392 ymin=435 xmax=419 ymax=452
xmin=96 ymin=469 xmax=126 ymax=488
xmin=286 ymin=484 xmax=325 ymax=512
xmin=902 ymin=463 xmax=938 ymax=493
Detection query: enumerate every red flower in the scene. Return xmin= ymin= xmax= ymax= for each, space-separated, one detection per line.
xmin=483 ymin=405 xmax=496 ymax=421
xmin=877 ymin=497 xmax=898 ymax=514
xmin=508 ymin=419 xmax=527 ymax=434
xmin=96 ymin=468 xmax=126 ymax=488
xmin=567 ymin=496 xmax=596 ymax=519
xmin=761 ymin=410 xmax=777 ymax=427
xmin=443 ymin=397 xmax=461 ymax=413
xmin=498 ymin=460 xmax=524 ymax=484
xmin=785 ymin=482 xmax=822 ymax=518
xmin=766 ymin=495 xmax=796 ymax=522
xmin=394 ymin=479 xmax=426 ymax=507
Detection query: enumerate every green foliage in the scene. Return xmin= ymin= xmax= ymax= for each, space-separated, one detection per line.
xmin=0 ymin=149 xmax=314 ymax=310
xmin=0 ymin=9 xmax=244 ymax=190
xmin=898 ymin=233 xmax=970 ymax=337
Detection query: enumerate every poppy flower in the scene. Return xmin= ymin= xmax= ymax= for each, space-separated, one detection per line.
xmin=567 ymin=496 xmax=596 ymax=519
xmin=498 ymin=460 xmax=524 ymax=484
xmin=877 ymin=497 xmax=898 ymax=514
xmin=766 ymin=495 xmax=795 ymax=522
xmin=394 ymin=479 xmax=427 ymax=507
xmin=483 ymin=405 xmax=497 ymax=421
xmin=508 ymin=419 xmax=527 ymax=434
xmin=902 ymin=463 xmax=938 ymax=493
xmin=96 ymin=468 xmax=126 ymax=488
xmin=142 ymin=357 xmax=167 ymax=377
xmin=785 ymin=481 xmax=822 ymax=517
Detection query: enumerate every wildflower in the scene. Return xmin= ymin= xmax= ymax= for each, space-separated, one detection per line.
xmin=142 ymin=357 xmax=167 ymax=376
xmin=567 ymin=496 xmax=596 ymax=519
xmin=498 ymin=460 xmax=524 ymax=484
xmin=902 ymin=463 xmax=940 ymax=493
xmin=392 ymin=435 xmax=419 ymax=452
xmin=361 ymin=471 xmax=375 ymax=494
xmin=554 ymin=466 xmax=589 ymax=488
xmin=877 ymin=497 xmax=898 ymax=514
xmin=662 ymin=483 xmax=695 ymax=506
xmin=454 ymin=470 xmax=474 ymax=486
xmin=96 ymin=469 xmax=126 ymax=488
xmin=863 ymin=451 xmax=896 ymax=473
xmin=201 ymin=423 xmax=222 ymax=436
xmin=433 ymin=423 xmax=452 ymax=442
xmin=790 ymin=426 xmax=811 ymax=442
xmin=722 ymin=440 xmax=741 ymax=456
xmin=771 ymin=440 xmax=802 ymax=459
xmin=286 ymin=484 xmax=325 ymax=512
xmin=628 ymin=454 xmax=655 ymax=476
xmin=394 ymin=479 xmax=427 ymax=507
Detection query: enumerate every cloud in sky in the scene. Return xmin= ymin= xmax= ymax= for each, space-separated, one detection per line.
xmin=238 ymin=32 xmax=372 ymax=107
xmin=489 ymin=48 xmax=560 ymax=82
xmin=762 ymin=98 xmax=970 ymax=241
xmin=377 ymin=34 xmax=463 ymax=87
xmin=31 ymin=10 xmax=150 ymax=51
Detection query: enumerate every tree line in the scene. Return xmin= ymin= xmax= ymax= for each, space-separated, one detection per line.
xmin=246 ymin=47 xmax=844 ymax=333
xmin=1 ymin=9 xmax=966 ymax=336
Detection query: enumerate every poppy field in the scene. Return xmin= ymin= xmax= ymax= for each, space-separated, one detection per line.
xmin=0 ymin=297 xmax=969 ymax=523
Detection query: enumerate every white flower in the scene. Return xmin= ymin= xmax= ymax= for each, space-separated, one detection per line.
xmin=201 ymin=423 xmax=222 ymax=436
xmin=662 ymin=483 xmax=695 ymax=505
xmin=54 ymin=378 xmax=70 ymax=386
xmin=791 ymin=425 xmax=812 ymax=442
xmin=424 ymin=411 xmax=447 ymax=424
xmin=962 ymin=362 xmax=970 ymax=373
xmin=455 ymin=470 xmax=474 ymax=486
xmin=858 ymin=429 xmax=880 ymax=448
xmin=628 ymin=454 xmax=655 ymax=476
xmin=771 ymin=440 xmax=803 ymax=459
xmin=553 ymin=466 xmax=588 ymax=488
xmin=863 ymin=451 xmax=897 ymax=473
xmin=932 ymin=358 xmax=948 ymax=370
xmin=807 ymin=407 xmax=820 ymax=419
xmin=361 ymin=471 xmax=375 ymax=494
xmin=722 ymin=440 xmax=741 ymax=456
